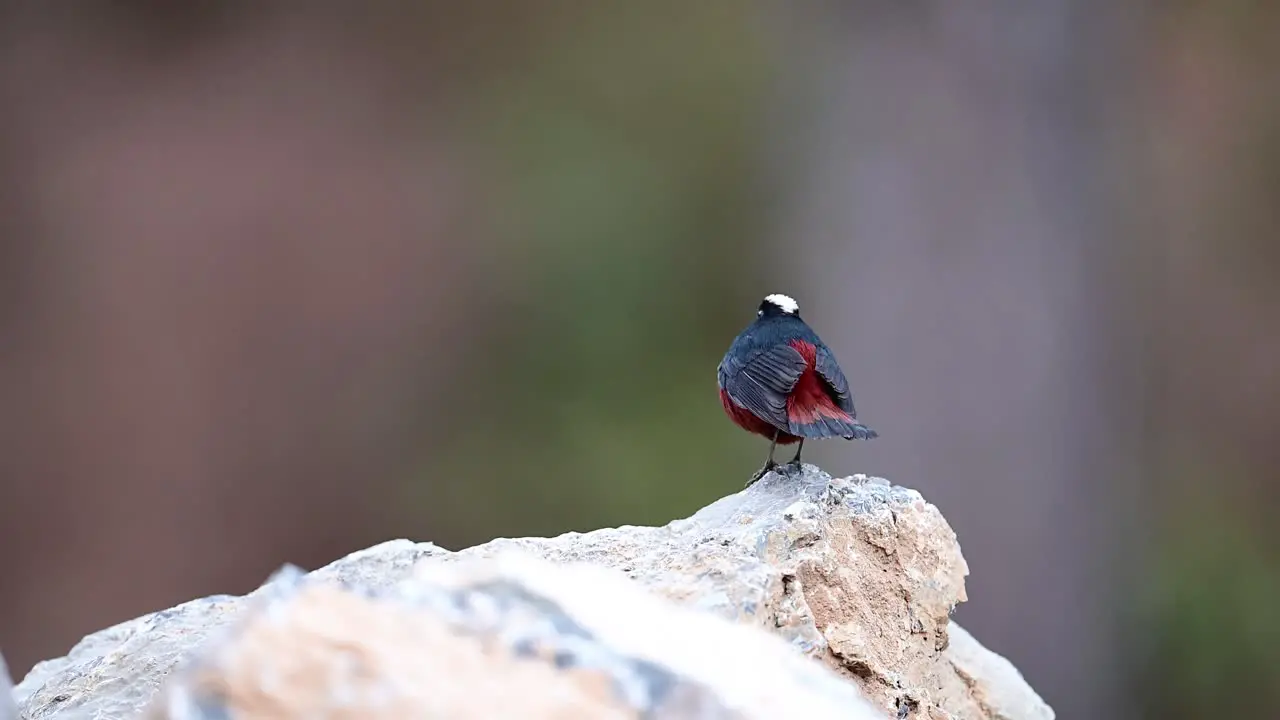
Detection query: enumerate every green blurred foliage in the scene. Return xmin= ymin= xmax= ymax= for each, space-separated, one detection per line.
xmin=1139 ymin=501 xmax=1280 ymax=718
xmin=407 ymin=4 xmax=779 ymax=545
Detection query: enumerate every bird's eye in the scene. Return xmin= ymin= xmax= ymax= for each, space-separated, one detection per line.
xmin=757 ymin=310 xmax=763 ymax=317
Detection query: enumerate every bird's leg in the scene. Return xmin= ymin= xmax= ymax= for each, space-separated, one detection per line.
xmin=745 ymin=430 xmax=781 ymax=487
xmin=786 ymin=438 xmax=805 ymax=470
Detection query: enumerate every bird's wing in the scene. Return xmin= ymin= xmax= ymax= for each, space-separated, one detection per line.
xmin=814 ymin=344 xmax=857 ymax=417
xmin=719 ymin=343 xmax=808 ymax=430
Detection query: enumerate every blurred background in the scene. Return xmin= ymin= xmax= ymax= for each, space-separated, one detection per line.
xmin=0 ymin=2 xmax=1276 ymax=718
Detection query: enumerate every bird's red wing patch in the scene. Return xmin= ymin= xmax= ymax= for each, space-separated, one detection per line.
xmin=785 ymin=340 xmax=853 ymax=425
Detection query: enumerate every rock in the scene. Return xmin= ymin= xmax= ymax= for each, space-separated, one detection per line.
xmin=148 ymin=556 xmax=881 ymax=719
xmin=13 ymin=464 xmax=1053 ymax=719
xmin=17 ymin=556 xmax=878 ymax=719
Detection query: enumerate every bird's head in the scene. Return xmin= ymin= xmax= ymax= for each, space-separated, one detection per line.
xmin=757 ymin=293 xmax=800 ymax=319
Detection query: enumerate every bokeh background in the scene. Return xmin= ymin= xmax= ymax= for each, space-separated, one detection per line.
xmin=1 ymin=3 xmax=1276 ymax=718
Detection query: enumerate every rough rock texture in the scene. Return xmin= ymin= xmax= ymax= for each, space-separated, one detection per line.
xmin=11 ymin=465 xmax=1053 ymax=719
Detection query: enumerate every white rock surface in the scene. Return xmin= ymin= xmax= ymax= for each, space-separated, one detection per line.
xmin=11 ymin=464 xmax=1053 ymax=719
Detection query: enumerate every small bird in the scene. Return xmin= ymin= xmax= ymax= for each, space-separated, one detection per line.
xmin=717 ymin=293 xmax=877 ymax=485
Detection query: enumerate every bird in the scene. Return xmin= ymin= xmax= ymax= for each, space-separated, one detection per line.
xmin=717 ymin=293 xmax=877 ymax=486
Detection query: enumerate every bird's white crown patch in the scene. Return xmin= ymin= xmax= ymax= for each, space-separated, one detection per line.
xmin=764 ymin=293 xmax=799 ymax=314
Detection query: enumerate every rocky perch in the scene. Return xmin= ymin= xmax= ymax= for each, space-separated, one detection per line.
xmin=7 ymin=465 xmax=1053 ymax=719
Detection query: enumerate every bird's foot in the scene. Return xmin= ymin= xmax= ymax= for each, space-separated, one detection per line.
xmin=783 ymin=458 xmax=804 ymax=473
xmin=744 ymin=461 xmax=777 ymax=488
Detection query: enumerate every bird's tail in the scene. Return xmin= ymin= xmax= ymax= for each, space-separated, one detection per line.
xmin=789 ymin=414 xmax=878 ymax=441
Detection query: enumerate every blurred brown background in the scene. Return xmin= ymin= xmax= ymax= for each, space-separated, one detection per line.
xmin=1 ymin=3 xmax=1276 ymax=719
